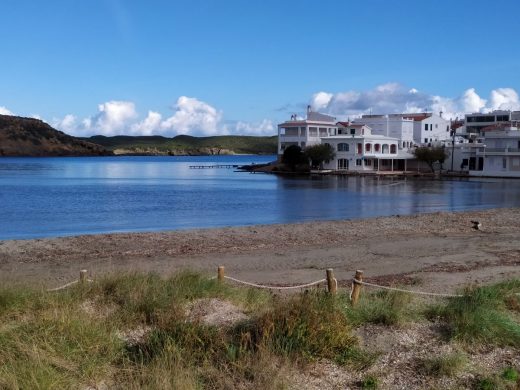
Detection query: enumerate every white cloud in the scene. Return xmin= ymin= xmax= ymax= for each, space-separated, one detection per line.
xmin=161 ymin=96 xmax=222 ymax=136
xmin=234 ymin=119 xmax=274 ymax=136
xmin=131 ymin=111 xmax=162 ymax=135
xmin=489 ymin=88 xmax=520 ymax=111
xmin=0 ymin=106 xmax=13 ymax=115
xmin=50 ymin=96 xmax=275 ymax=137
xmin=311 ymin=92 xmax=333 ymax=111
xmin=308 ymin=84 xmax=520 ymax=120
xmin=94 ymin=101 xmax=138 ymax=135
xmin=52 ymin=114 xmax=77 ymax=133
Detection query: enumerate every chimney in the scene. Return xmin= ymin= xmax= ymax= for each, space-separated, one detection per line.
xmin=307 ymin=105 xmax=311 ymax=114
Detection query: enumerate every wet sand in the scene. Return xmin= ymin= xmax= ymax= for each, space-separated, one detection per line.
xmin=1 ymin=208 xmax=520 ymax=292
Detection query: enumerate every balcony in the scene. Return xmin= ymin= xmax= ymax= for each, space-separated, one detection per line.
xmin=476 ymin=147 xmax=520 ymax=155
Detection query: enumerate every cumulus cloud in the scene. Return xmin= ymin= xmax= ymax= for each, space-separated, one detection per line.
xmin=233 ymin=119 xmax=274 ymax=136
xmin=309 ymin=84 xmax=520 ymax=120
xmin=161 ymin=96 xmax=222 ymax=136
xmin=131 ymin=111 xmax=162 ymax=136
xmin=489 ymin=88 xmax=520 ymax=111
xmin=94 ymin=101 xmax=138 ymax=134
xmin=0 ymin=106 xmax=13 ymax=115
xmin=50 ymin=96 xmax=275 ymax=137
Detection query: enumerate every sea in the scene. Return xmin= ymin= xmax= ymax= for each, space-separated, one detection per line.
xmin=1 ymin=155 xmax=520 ymax=240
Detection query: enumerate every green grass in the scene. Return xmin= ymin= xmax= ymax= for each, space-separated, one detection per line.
xmin=84 ymin=134 xmax=278 ymax=155
xmin=344 ymin=289 xmax=417 ymax=326
xmin=0 ymin=272 xmax=364 ymax=389
xmin=427 ymin=280 xmax=520 ymax=346
xmin=419 ymin=351 xmax=467 ymax=377
xmin=2 ymin=274 xmax=519 ymax=389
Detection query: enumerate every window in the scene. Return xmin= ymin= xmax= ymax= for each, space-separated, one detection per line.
xmin=337 ymin=159 xmax=348 ymax=170
xmin=364 ymin=159 xmax=372 ymax=166
xmin=424 ymin=138 xmax=428 ymax=143
xmin=338 ymin=143 xmax=349 ymax=152
xmin=424 ymin=124 xmax=428 ymax=131
xmin=503 ymin=158 xmax=507 ymax=169
xmin=357 ymin=143 xmax=362 ymax=154
xmin=497 ymin=115 xmax=509 ymax=121
xmin=309 ymin=127 xmax=317 ymax=136
xmin=374 ymin=144 xmax=380 ymax=152
xmin=356 ymin=159 xmax=362 ymax=166
xmin=402 ymin=141 xmax=405 ymax=148
xmin=435 ymin=124 xmax=438 ymax=129
xmin=382 ymin=144 xmax=389 ymax=154
xmin=350 ymin=128 xmax=356 ymax=135
xmin=365 ymin=143 xmax=371 ymax=152
xmin=390 ymin=145 xmax=397 ymax=154
xmin=430 ymin=124 xmax=433 ymax=131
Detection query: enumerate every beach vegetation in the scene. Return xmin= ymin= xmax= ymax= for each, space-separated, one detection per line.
xmin=419 ymin=351 xmax=467 ymax=377
xmin=1 ymin=274 xmax=520 ymax=389
xmin=428 ymin=280 xmax=520 ymax=347
xmin=345 ymin=289 xmax=416 ymax=326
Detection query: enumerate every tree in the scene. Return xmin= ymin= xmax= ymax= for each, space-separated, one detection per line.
xmin=304 ymin=143 xmax=336 ymax=169
xmin=413 ymin=146 xmax=448 ymax=173
xmin=282 ymin=145 xmax=307 ymax=171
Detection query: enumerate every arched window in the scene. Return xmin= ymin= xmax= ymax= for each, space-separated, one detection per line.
xmin=338 ymin=143 xmax=349 ymax=152
xmin=382 ymin=144 xmax=389 ymax=154
xmin=402 ymin=141 xmax=406 ymax=148
xmin=390 ymin=144 xmax=397 ymax=154
xmin=374 ymin=144 xmax=380 ymax=152
xmin=365 ymin=143 xmax=372 ymax=152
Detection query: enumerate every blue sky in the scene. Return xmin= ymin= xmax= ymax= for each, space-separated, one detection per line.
xmin=1 ymin=0 xmax=519 ymax=136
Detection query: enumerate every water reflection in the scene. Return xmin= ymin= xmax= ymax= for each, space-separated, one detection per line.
xmin=1 ymin=156 xmax=520 ymax=239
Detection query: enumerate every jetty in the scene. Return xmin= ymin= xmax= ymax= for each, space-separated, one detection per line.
xmin=189 ymin=164 xmax=239 ymax=169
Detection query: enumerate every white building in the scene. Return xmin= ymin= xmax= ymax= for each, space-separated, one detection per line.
xmin=321 ymin=123 xmax=415 ymax=172
xmin=277 ymin=110 xmax=338 ymax=157
xmin=463 ymin=110 xmax=520 ymax=136
xmin=353 ymin=115 xmax=414 ymax=149
xmin=398 ymin=113 xmax=451 ymax=145
xmin=450 ymin=124 xmax=520 ymax=177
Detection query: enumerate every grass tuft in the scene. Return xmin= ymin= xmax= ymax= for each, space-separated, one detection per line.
xmin=345 ymin=289 xmax=415 ymax=326
xmin=431 ymin=281 xmax=520 ymax=346
xmin=419 ymin=351 xmax=467 ymax=377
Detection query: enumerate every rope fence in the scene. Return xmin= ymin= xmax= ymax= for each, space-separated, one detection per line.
xmin=223 ymin=275 xmax=328 ymax=290
xmin=353 ymin=279 xmax=463 ymax=298
xmin=47 ymin=267 xmax=514 ymax=305
xmin=47 ymin=269 xmax=93 ymax=292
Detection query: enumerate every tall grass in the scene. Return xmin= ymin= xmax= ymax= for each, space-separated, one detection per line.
xmin=0 ymin=272 xmax=363 ymax=389
xmin=428 ymin=280 xmax=520 ymax=346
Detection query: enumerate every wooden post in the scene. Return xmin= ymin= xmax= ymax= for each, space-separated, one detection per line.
xmin=326 ymin=268 xmax=337 ymax=295
xmin=351 ymin=270 xmax=364 ymax=306
xmin=79 ymin=269 xmax=87 ymax=284
xmin=217 ymin=266 xmax=225 ymax=283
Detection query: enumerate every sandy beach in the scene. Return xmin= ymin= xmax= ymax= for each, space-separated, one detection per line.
xmin=1 ymin=207 xmax=520 ymax=293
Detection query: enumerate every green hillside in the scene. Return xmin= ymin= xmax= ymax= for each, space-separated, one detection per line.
xmin=84 ymin=135 xmax=278 ymax=155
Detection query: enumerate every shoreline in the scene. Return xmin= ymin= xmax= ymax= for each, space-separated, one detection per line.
xmin=1 ymin=207 xmax=520 ymax=292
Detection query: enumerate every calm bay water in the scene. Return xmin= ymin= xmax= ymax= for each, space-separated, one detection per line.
xmin=1 ymin=155 xmax=520 ymax=240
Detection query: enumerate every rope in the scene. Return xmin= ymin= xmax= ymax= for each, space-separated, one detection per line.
xmin=223 ymin=276 xmax=327 ymax=290
xmin=353 ymin=279 xmax=463 ymax=298
xmin=47 ymin=279 xmax=94 ymax=292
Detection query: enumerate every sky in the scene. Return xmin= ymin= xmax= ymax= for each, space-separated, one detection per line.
xmin=1 ymin=0 xmax=519 ymax=137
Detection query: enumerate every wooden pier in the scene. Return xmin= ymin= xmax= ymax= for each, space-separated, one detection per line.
xmin=189 ymin=164 xmax=240 ymax=169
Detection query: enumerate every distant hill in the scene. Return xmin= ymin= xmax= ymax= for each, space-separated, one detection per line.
xmin=84 ymin=134 xmax=278 ymax=155
xmin=0 ymin=115 xmax=111 ymax=157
